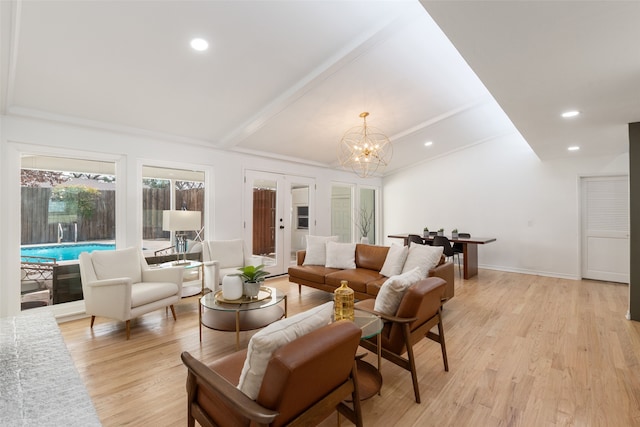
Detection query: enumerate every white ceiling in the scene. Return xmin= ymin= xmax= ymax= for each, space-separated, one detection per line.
xmin=422 ymin=0 xmax=640 ymax=161
xmin=2 ymin=1 xmax=638 ymax=176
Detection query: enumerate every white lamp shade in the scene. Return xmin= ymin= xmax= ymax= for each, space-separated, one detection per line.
xmin=162 ymin=210 xmax=201 ymax=231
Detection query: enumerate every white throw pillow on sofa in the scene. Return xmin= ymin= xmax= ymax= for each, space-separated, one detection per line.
xmin=374 ymin=267 xmax=423 ymax=315
xmin=379 ymin=243 xmax=409 ymax=277
xmin=325 ymin=241 xmax=356 ymax=269
xmin=237 ymin=302 xmax=333 ymax=399
xmin=402 ymin=244 xmax=444 ymax=278
xmin=302 ymin=235 xmax=339 ymax=266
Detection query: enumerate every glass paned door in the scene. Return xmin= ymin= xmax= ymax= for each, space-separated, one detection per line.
xmin=331 ymin=184 xmax=354 ymax=243
xmin=359 ymin=187 xmax=376 ymax=244
xmin=290 ymin=183 xmax=312 ymax=265
xmin=251 ymin=177 xmax=278 ymax=268
xmin=245 ymin=171 xmax=314 ymax=275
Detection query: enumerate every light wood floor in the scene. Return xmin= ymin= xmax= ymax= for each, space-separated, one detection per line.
xmin=59 ymin=270 xmax=640 ymax=427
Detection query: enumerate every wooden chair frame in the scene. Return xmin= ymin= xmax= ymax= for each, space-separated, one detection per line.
xmin=181 ymin=348 xmax=363 ymax=427
xmin=357 ymin=305 xmax=448 ymax=403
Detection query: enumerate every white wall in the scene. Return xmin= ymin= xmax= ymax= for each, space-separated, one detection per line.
xmin=382 ymin=132 xmax=629 ymax=279
xmin=0 ymin=115 xmax=380 ymax=317
xmin=4 ymin=114 xmax=628 ymax=318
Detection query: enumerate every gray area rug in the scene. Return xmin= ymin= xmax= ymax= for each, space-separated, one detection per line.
xmin=0 ymin=310 xmax=101 ymax=427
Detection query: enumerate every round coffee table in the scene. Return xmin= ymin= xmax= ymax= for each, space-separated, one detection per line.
xmin=199 ymin=286 xmax=287 ymax=349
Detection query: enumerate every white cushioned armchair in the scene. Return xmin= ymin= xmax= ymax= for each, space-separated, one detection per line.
xmin=78 ymin=247 xmax=183 ymax=339
xmin=202 ymin=239 xmax=262 ymax=292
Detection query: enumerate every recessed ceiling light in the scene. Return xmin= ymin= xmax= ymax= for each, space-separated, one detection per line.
xmin=424 ymin=141 xmax=433 ymax=147
xmin=568 ymin=146 xmax=580 ymax=151
xmin=190 ymin=38 xmax=209 ymax=51
xmin=562 ymin=110 xmax=580 ymax=118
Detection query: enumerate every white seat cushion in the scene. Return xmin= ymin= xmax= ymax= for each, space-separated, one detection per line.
xmin=131 ymin=282 xmax=179 ymax=307
xmin=237 ymin=302 xmax=333 ymax=399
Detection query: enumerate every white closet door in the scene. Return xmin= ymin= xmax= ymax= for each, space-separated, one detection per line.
xmin=581 ymin=176 xmax=629 ymax=283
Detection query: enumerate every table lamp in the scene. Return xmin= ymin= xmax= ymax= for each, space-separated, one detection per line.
xmin=162 ymin=210 xmax=201 ymax=264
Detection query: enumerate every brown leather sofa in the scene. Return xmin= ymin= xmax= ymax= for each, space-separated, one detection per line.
xmin=288 ymin=243 xmax=454 ymax=301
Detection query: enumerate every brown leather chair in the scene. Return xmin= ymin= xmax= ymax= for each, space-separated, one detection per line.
xmin=355 ymin=277 xmax=448 ymax=403
xmin=181 ymin=320 xmax=363 ymax=427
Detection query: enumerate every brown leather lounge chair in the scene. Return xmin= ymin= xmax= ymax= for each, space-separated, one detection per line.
xmin=355 ymin=277 xmax=449 ymax=403
xmin=181 ymin=320 xmax=364 ymax=427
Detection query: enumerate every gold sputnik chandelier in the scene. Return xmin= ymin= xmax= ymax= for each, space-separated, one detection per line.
xmin=338 ymin=112 xmax=392 ymax=178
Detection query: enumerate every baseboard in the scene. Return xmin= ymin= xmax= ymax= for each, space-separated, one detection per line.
xmin=50 ymin=300 xmax=90 ymax=323
xmin=478 ymin=264 xmax=581 ymax=281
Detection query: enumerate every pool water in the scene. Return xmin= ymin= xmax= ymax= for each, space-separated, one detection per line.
xmin=21 ymin=243 xmax=116 ymax=262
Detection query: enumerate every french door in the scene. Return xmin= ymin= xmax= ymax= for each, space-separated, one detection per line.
xmin=244 ymin=171 xmax=315 ymax=276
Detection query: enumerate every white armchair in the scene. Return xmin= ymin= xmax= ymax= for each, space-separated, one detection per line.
xmin=78 ymin=247 xmax=183 ymax=339
xmin=201 ymin=239 xmax=262 ymax=292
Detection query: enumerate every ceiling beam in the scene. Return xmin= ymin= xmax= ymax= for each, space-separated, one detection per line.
xmin=217 ymin=8 xmax=418 ymax=149
xmin=389 ymin=95 xmax=492 ymax=142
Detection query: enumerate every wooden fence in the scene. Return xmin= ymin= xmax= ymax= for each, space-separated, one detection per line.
xmin=252 ymin=189 xmax=276 ymax=255
xmin=21 ymin=187 xmax=115 ymax=244
xmin=21 ymin=187 xmax=204 ymax=245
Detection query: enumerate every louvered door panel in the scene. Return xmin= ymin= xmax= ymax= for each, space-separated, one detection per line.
xmin=581 ymin=176 xmax=629 ymax=283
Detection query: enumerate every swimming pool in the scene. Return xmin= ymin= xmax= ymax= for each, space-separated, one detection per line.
xmin=21 ymin=243 xmax=116 ymax=262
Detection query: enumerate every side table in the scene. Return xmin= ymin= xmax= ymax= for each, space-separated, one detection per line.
xmin=157 ymin=260 xmax=203 ymax=297
xmin=346 ymin=310 xmax=384 ymax=401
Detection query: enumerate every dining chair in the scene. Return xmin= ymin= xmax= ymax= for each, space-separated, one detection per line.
xmin=452 ymin=233 xmax=470 ymax=275
xmin=407 ymin=234 xmax=425 ymax=247
xmin=432 ymin=235 xmax=455 ymax=263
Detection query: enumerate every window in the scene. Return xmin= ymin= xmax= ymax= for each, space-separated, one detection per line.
xmin=20 ymin=155 xmax=116 ymax=308
xmin=141 ymin=166 xmax=205 ymax=256
xmin=296 ymin=206 xmax=309 ymax=229
xmin=359 ymin=187 xmax=376 ymax=244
